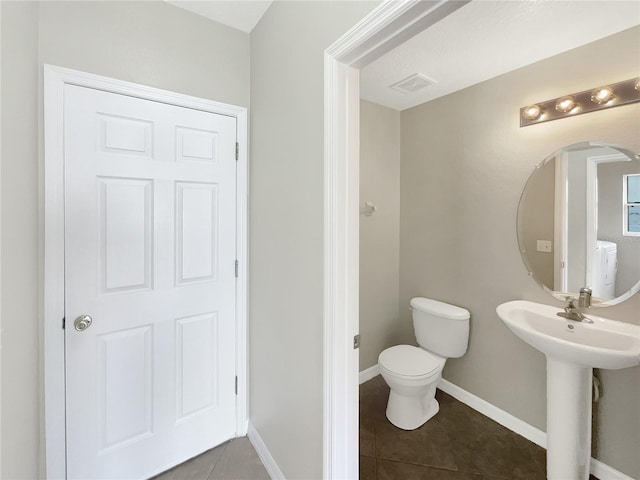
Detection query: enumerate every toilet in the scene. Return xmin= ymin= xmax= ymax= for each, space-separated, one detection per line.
xmin=378 ymin=297 xmax=470 ymax=430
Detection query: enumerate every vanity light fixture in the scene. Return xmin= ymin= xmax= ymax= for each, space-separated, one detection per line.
xmin=520 ymin=77 xmax=640 ymax=127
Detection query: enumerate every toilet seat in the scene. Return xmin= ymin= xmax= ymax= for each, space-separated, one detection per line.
xmin=379 ymin=345 xmax=442 ymax=380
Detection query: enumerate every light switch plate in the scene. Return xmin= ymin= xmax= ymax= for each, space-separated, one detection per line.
xmin=537 ymin=240 xmax=552 ymax=252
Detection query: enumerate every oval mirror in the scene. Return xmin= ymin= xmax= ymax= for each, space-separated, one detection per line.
xmin=518 ymin=141 xmax=640 ymax=306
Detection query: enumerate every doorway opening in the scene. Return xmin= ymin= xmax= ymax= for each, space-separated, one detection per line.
xmin=323 ymin=2 xmax=468 ymax=477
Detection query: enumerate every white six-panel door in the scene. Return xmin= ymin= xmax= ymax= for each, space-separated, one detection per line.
xmin=64 ymin=84 xmax=237 ymax=479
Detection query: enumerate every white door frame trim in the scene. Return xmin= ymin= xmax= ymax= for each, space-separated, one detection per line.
xmin=43 ymin=64 xmax=249 ymax=479
xmin=584 ymin=152 xmax=626 ymax=290
xmin=554 ymin=152 xmax=569 ymax=292
xmin=323 ymin=1 xmax=468 ymax=478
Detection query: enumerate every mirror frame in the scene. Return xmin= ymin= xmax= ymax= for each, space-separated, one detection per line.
xmin=517 ymin=141 xmax=640 ymax=307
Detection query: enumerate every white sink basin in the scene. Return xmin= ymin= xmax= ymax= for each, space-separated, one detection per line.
xmin=496 ymin=300 xmax=640 ymax=370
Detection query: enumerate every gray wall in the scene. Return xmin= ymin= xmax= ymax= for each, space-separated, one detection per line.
xmin=359 ymin=100 xmax=405 ymax=371
xmin=518 ymin=157 xmax=555 ymax=288
xmin=37 ymin=2 xmax=249 ymax=107
xmin=399 ymin=26 xmax=640 ymax=478
xmin=1 ymin=2 xmax=249 ymax=477
xmin=249 ymin=2 xmax=376 ymax=478
xmin=1 ymin=3 xmax=40 ymax=478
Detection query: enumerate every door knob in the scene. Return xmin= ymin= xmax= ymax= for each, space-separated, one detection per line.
xmin=74 ymin=314 xmax=93 ymax=332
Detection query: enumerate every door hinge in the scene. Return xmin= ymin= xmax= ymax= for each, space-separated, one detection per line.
xmin=235 ymin=142 xmax=239 ymax=161
xmin=353 ymin=334 xmax=360 ymax=349
xmin=62 ymin=317 xmax=66 ymax=330
xmin=235 ymin=260 xmax=239 ymax=278
xmin=235 ymin=376 xmax=238 ymax=395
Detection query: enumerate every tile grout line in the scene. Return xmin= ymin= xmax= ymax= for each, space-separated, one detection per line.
xmin=375 ymin=456 xmax=461 ymax=474
xmin=373 ymin=410 xmax=378 ymax=479
xmin=206 ymin=440 xmax=231 ymax=480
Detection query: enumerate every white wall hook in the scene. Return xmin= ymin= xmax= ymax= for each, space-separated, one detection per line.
xmin=361 ymin=201 xmax=377 ymax=216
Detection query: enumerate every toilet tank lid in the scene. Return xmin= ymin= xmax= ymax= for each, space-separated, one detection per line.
xmin=410 ymin=297 xmax=470 ymax=320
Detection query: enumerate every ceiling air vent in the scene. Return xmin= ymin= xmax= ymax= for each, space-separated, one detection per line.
xmin=390 ymin=73 xmax=436 ymax=94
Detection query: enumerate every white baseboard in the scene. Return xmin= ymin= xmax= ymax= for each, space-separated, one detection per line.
xmin=359 ymin=365 xmax=635 ymax=480
xmin=247 ymin=422 xmax=286 ymax=480
xmin=438 ymin=378 xmax=547 ymax=448
xmin=590 ymin=458 xmax=637 ymax=480
xmin=359 ymin=364 xmax=380 ymax=384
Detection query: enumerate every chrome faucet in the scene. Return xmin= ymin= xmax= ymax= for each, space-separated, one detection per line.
xmin=557 ymin=296 xmax=594 ymax=323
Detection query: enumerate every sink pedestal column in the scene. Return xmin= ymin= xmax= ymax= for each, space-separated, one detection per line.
xmin=546 ymin=357 xmax=592 ymax=480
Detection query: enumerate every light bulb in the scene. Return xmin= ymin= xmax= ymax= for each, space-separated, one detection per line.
xmin=555 ymin=96 xmax=576 ymax=113
xmin=522 ymin=104 xmax=542 ymax=120
xmin=591 ymin=86 xmax=613 ymax=105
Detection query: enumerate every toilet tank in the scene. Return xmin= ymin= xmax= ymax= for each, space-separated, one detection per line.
xmin=411 ymin=297 xmax=470 ymax=358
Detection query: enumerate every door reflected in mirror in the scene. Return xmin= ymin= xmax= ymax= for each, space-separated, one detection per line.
xmin=518 ymin=142 xmax=640 ymax=306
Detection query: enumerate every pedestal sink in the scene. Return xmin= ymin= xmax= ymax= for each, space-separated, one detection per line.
xmin=496 ymin=300 xmax=640 ymax=480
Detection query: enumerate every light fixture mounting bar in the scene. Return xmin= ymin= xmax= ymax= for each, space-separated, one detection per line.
xmin=520 ymin=77 xmax=640 ymax=127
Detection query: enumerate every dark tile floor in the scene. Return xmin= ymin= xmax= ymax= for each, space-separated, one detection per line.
xmin=360 ymin=375 xmax=599 ymax=480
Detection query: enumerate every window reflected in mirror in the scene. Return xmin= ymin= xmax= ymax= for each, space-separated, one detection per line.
xmin=624 ymin=174 xmax=640 ymax=235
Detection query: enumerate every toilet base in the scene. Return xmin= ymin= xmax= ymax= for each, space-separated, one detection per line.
xmin=386 ymin=394 xmax=440 ymax=430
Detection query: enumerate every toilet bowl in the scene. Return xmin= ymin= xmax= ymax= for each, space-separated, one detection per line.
xmin=379 ymin=345 xmax=446 ymax=430
xmin=378 ymin=297 xmax=470 ymax=430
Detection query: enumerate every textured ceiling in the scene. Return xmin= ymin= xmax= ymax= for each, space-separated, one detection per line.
xmin=361 ymin=1 xmax=640 ymax=111
xmin=166 ymin=0 xmax=272 ymax=33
